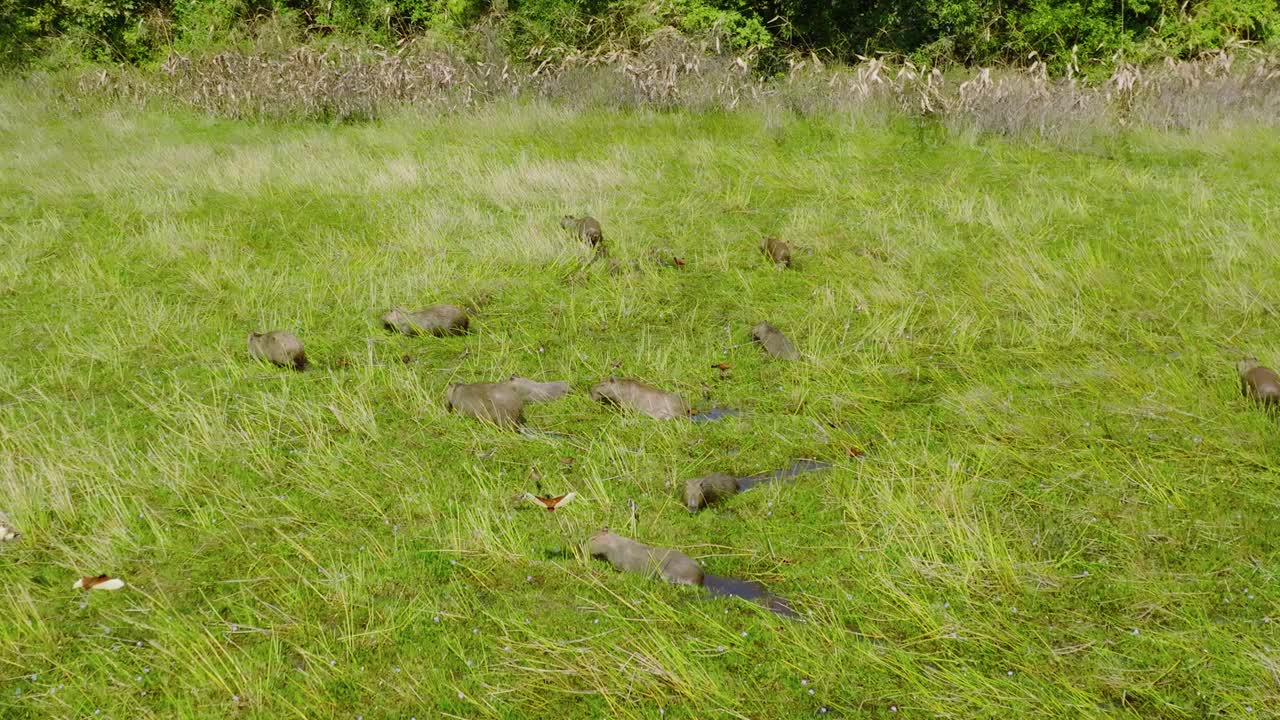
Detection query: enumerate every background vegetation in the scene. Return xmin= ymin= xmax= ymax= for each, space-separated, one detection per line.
xmin=3 ymin=0 xmax=1279 ymax=70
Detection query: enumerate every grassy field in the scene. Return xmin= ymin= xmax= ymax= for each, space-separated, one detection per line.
xmin=1 ymin=83 xmax=1279 ymax=719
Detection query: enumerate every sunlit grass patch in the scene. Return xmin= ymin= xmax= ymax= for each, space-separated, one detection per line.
xmin=1 ymin=86 xmax=1279 ymax=718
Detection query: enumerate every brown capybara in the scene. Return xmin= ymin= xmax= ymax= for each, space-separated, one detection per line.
xmin=750 ymin=322 xmax=799 ymax=360
xmin=588 ymin=529 xmax=797 ymax=616
xmin=588 ymin=529 xmax=704 ymax=585
xmin=561 ymin=215 xmax=605 ymax=255
xmin=248 ymin=330 xmax=307 ymax=370
xmin=589 ymin=378 xmax=689 ymax=420
xmin=446 ymin=381 xmax=525 ymax=428
xmin=1238 ymin=357 xmax=1280 ymax=406
xmin=505 ymin=376 xmax=572 ymax=402
xmin=683 ymin=473 xmax=741 ymax=511
xmin=381 ymin=305 xmax=469 ymax=336
xmin=760 ymin=237 xmax=792 ymax=267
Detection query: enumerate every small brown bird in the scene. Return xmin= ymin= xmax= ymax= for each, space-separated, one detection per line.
xmin=645 ymin=248 xmax=685 ymax=268
xmin=523 ymin=492 xmax=577 ymax=512
xmin=1238 ymin=357 xmax=1280 ymax=406
xmin=760 ymin=236 xmax=792 ymax=267
xmin=73 ymin=575 xmax=126 ymax=591
xmin=247 ymin=330 xmax=307 ymax=370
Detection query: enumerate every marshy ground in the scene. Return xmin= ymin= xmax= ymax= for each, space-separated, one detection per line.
xmin=1 ymin=82 xmax=1278 ymax=718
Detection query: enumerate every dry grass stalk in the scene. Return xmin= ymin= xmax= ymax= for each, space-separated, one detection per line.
xmin=71 ymin=36 xmax=1280 ymax=134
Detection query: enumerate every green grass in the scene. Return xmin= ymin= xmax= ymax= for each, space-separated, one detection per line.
xmin=1 ymin=85 xmax=1279 ymax=719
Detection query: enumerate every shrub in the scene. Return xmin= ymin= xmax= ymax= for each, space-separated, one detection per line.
xmin=671 ymin=0 xmax=771 ymax=51
xmin=1151 ymin=0 xmax=1280 ymax=54
xmin=1 ymin=0 xmax=1277 ymax=69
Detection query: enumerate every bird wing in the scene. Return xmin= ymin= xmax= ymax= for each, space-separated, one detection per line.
xmin=75 ymin=575 xmax=126 ymax=591
xmin=550 ymin=492 xmax=577 ymax=510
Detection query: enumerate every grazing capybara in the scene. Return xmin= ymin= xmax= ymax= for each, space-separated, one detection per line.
xmin=1238 ymin=357 xmax=1280 ymax=406
xmin=505 ymin=376 xmax=572 ymax=402
xmin=760 ymin=236 xmax=792 ymax=267
xmin=381 ymin=305 xmax=469 ymax=336
xmin=684 ymin=460 xmax=832 ymax=511
xmin=561 ymin=215 xmax=605 ymax=255
xmin=588 ymin=529 xmax=797 ymax=616
xmin=446 ymin=381 xmax=525 ymax=428
xmin=683 ymin=473 xmax=741 ymax=511
xmin=248 ymin=331 xmax=307 ymax=370
xmin=750 ymin=322 xmax=799 ymax=360
xmin=588 ymin=529 xmax=704 ymax=586
xmin=590 ymin=378 xmax=689 ymax=420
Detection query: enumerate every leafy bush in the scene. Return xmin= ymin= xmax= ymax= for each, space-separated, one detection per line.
xmin=2 ymin=0 xmax=174 ymax=64
xmin=1151 ymin=0 xmax=1280 ymax=54
xmin=670 ymin=0 xmax=770 ymax=50
xmin=1 ymin=0 xmax=1277 ymax=69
